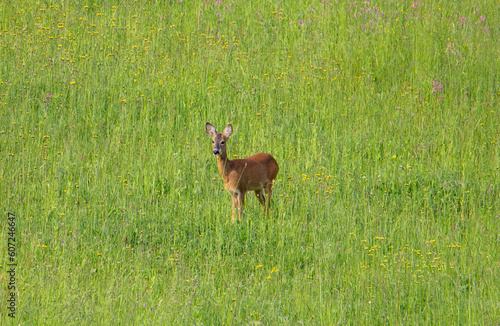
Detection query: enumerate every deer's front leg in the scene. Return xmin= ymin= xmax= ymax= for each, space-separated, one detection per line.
xmin=237 ymin=192 xmax=245 ymax=221
xmin=231 ymin=194 xmax=239 ymax=223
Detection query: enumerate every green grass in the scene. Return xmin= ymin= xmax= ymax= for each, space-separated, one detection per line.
xmin=1 ymin=0 xmax=499 ymax=324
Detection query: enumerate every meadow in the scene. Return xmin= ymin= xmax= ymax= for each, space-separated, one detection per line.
xmin=1 ymin=0 xmax=499 ymax=324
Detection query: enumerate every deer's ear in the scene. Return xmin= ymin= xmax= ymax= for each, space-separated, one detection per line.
xmin=223 ymin=124 xmax=233 ymax=137
xmin=206 ymin=122 xmax=216 ymax=136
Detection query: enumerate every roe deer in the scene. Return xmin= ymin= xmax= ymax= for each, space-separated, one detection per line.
xmin=205 ymin=122 xmax=279 ymax=223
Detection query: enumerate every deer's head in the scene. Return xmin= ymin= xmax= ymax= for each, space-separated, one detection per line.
xmin=206 ymin=122 xmax=233 ymax=157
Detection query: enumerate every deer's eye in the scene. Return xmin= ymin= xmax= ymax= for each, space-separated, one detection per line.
xmin=220 ymin=141 xmax=225 ymax=145
xmin=212 ymin=141 xmax=214 ymax=143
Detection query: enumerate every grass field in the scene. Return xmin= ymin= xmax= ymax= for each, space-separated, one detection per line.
xmin=1 ymin=0 xmax=499 ymax=324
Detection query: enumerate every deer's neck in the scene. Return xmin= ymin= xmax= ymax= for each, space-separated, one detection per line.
xmin=216 ymin=154 xmax=230 ymax=177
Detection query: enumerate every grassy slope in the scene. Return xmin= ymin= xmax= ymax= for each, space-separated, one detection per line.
xmin=1 ymin=1 xmax=499 ymax=324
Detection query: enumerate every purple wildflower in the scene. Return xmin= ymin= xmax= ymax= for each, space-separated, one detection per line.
xmin=432 ymin=81 xmax=443 ymax=93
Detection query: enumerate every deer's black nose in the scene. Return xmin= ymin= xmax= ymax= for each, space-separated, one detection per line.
xmin=213 ymin=149 xmax=219 ymax=155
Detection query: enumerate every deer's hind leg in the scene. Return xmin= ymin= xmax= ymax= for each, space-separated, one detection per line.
xmin=254 ymin=189 xmax=266 ymax=209
xmin=264 ymin=182 xmax=274 ymax=216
